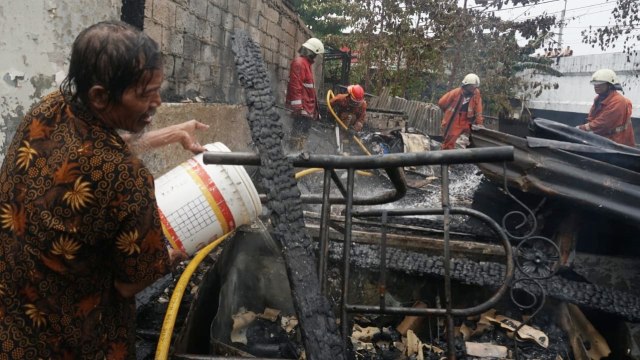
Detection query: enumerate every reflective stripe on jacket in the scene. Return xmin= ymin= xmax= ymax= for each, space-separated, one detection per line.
xmin=286 ymin=56 xmax=317 ymax=118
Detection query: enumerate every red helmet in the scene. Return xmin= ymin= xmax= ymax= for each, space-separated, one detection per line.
xmin=347 ymin=85 xmax=365 ymax=103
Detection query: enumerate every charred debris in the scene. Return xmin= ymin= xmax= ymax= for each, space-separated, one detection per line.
xmin=136 ymin=32 xmax=639 ymax=360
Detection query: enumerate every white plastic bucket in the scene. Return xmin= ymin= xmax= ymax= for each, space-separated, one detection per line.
xmin=155 ymin=142 xmax=262 ymax=256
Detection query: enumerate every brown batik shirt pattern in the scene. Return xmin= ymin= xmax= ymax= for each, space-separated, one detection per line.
xmin=0 ymin=91 xmax=170 ymax=359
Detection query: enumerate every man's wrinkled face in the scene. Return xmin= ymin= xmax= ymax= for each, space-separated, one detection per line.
xmin=104 ymin=69 xmax=163 ymax=133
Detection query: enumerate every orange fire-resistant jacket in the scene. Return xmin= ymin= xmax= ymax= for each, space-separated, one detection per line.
xmin=329 ymin=93 xmax=367 ymax=130
xmin=581 ymin=90 xmax=636 ymax=147
xmin=438 ymin=87 xmax=483 ymax=149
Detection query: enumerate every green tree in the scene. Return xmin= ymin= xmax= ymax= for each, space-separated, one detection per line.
xmin=289 ymin=0 xmax=355 ymax=36
xmin=296 ymin=0 xmax=560 ymax=115
xmin=581 ymin=0 xmax=640 ymax=58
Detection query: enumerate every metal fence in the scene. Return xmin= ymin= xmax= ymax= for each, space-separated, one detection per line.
xmin=203 ymin=147 xmax=516 ymax=359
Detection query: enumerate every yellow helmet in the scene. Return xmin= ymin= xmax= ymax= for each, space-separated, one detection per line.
xmin=590 ymin=69 xmax=617 ymax=85
xmin=461 ymin=73 xmax=480 ymax=86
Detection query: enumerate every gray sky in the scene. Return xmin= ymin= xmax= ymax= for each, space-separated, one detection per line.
xmin=466 ymin=0 xmax=627 ymax=56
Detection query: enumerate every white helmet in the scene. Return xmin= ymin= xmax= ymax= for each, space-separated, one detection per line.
xmin=590 ymin=68 xmax=617 ymax=85
xmin=462 ymin=73 xmax=480 ymax=86
xmin=302 ymin=38 xmax=325 ymax=55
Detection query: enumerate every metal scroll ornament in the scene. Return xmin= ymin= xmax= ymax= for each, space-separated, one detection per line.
xmin=500 ymin=163 xmax=560 ymax=358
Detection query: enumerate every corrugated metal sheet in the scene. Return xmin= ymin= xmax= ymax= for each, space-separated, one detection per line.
xmin=471 ymin=126 xmax=640 ymax=224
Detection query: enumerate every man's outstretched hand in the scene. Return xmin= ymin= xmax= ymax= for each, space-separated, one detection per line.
xmin=174 ymin=119 xmax=210 ymax=153
xmin=123 ymin=119 xmax=210 ymax=154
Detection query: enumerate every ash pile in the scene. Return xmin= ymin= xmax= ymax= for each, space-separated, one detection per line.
xmin=135 ymin=109 xmax=639 ymax=360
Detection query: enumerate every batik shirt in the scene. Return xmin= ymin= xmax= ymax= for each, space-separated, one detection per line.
xmin=0 ymin=91 xmax=170 ymax=359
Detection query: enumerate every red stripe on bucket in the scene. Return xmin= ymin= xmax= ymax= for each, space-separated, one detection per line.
xmin=183 ymin=159 xmax=236 ymax=233
xmin=158 ymin=207 xmax=184 ymax=252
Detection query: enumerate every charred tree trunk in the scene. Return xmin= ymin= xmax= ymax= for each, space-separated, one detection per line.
xmin=231 ymin=31 xmax=346 ymax=360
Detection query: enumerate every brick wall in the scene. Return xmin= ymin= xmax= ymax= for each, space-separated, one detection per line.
xmin=144 ymin=0 xmax=321 ymax=106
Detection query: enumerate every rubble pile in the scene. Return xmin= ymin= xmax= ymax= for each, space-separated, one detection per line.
xmin=134 ymin=26 xmax=637 ymax=360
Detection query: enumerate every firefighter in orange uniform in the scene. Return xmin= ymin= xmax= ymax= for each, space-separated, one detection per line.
xmin=438 ymin=73 xmax=484 ymax=150
xmin=576 ymin=68 xmax=636 ymax=147
xmin=329 ymin=84 xmax=367 ymax=132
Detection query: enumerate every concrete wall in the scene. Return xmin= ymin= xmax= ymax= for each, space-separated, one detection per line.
xmin=0 ymin=0 xmax=318 ymax=170
xmin=140 ymin=103 xmax=252 ymax=176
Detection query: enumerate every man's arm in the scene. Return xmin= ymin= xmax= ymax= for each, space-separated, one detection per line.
xmin=122 ymin=120 xmax=210 ymax=154
xmin=438 ymin=89 xmax=455 ymax=111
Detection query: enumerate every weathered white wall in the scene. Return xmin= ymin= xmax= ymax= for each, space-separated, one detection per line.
xmin=0 ymin=1 xmax=317 ymax=169
xmin=0 ymin=1 xmax=121 ymax=164
xmin=520 ymin=52 xmax=640 ymax=116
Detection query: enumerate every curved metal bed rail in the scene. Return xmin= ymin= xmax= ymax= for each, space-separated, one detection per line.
xmin=203 ymin=146 xmax=516 ymax=359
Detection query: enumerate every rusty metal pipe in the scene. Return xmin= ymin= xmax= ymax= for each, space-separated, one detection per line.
xmin=202 ymin=146 xmax=514 ymax=169
xmin=441 ymin=165 xmax=455 ymax=360
xmin=174 ymin=356 xmax=289 ymax=360
xmin=203 ymin=148 xmax=511 ymax=206
xmin=379 ymin=211 xmax=388 ymax=313
xmin=329 ymin=169 xmax=348 ymax=198
xmin=318 ymin=169 xmax=332 ymax=294
xmin=340 ymin=168 xmax=356 ymax=350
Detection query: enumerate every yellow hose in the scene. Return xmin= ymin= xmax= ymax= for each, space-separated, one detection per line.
xmin=155 ymin=231 xmax=235 ymax=360
xmin=294 ymin=167 xmax=323 ymax=179
xmin=294 ymin=167 xmax=372 ymax=179
xmin=326 ymin=90 xmax=373 ymax=156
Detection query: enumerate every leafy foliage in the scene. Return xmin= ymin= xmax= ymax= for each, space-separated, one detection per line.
xmin=288 ymin=0 xmax=355 ymax=36
xmin=581 ymin=0 xmax=640 ymax=59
